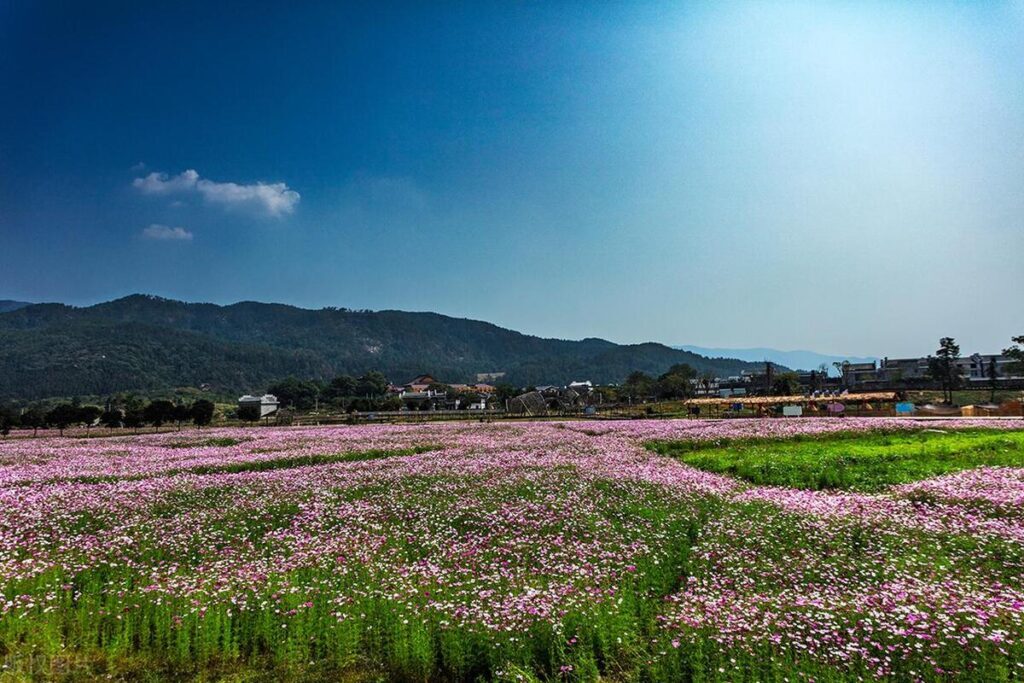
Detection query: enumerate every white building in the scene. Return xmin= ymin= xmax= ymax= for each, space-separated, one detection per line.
xmin=238 ymin=394 xmax=280 ymax=418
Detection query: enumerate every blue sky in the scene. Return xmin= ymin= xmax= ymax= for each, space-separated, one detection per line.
xmin=1 ymin=1 xmax=1021 ymax=357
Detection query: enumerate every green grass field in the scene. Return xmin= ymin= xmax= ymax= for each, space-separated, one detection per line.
xmin=647 ymin=428 xmax=1024 ymax=491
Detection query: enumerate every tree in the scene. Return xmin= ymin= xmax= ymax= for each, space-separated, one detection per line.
xmin=1004 ymin=336 xmax=1024 ymax=376
xmin=987 ymin=357 xmax=999 ymax=404
xmin=771 ymin=372 xmax=801 ymax=396
xmin=190 ymin=399 xmax=216 ymax=427
xmin=763 ymin=361 xmax=775 ymax=396
xmin=355 ymin=371 xmax=389 ymax=398
xmin=76 ymin=405 xmax=102 ymax=434
xmin=46 ymin=403 xmax=79 ymax=436
xmin=493 ymin=384 xmax=519 ymax=406
xmin=237 ymin=404 xmax=261 ymax=422
xmin=123 ymin=407 xmax=145 ymax=433
xmin=833 ymin=361 xmax=850 ymax=389
xmin=21 ymin=405 xmax=46 ymax=436
xmin=323 ymin=375 xmax=357 ymax=405
xmin=143 ymin=400 xmax=176 ymax=431
xmin=171 ymin=403 xmax=191 ymax=429
xmin=100 ymin=409 xmax=124 ymax=430
xmin=267 ymin=377 xmax=322 ymax=411
xmin=622 ymin=371 xmax=655 ymax=402
xmin=655 ymin=364 xmax=696 ymax=400
xmin=0 ymin=404 xmax=19 ymax=437
xmin=699 ymin=372 xmax=715 ymax=397
xmin=927 ymin=337 xmax=962 ymax=404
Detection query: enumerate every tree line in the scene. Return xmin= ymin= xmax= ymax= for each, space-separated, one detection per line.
xmin=0 ymin=398 xmax=216 ymax=437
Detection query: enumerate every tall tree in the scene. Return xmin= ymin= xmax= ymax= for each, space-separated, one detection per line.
xmin=267 ymin=377 xmax=323 ymax=411
xmin=987 ymin=358 xmax=999 ymax=404
xmin=76 ymin=405 xmax=102 ymax=434
xmin=46 ymin=403 xmax=79 ymax=436
xmin=21 ymin=405 xmax=46 ymax=436
xmin=323 ymin=375 xmax=357 ymax=404
xmin=927 ymin=337 xmax=962 ymax=404
xmin=355 ymin=371 xmax=389 ymax=399
xmin=622 ymin=371 xmax=655 ymax=402
xmin=123 ymin=407 xmax=145 ymax=434
xmin=190 ymin=399 xmax=216 ymax=427
xmin=771 ymin=372 xmax=801 ymax=396
xmin=655 ymin=364 xmax=696 ymax=400
xmin=0 ymin=404 xmax=19 ymax=437
xmin=100 ymin=409 xmax=124 ymax=430
xmin=171 ymin=403 xmax=191 ymax=430
xmin=143 ymin=400 xmax=176 ymax=431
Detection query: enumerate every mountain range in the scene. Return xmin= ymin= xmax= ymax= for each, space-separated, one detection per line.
xmin=0 ymin=300 xmax=31 ymax=314
xmin=0 ymin=295 xmax=772 ymax=400
xmin=675 ymin=345 xmax=879 ymax=374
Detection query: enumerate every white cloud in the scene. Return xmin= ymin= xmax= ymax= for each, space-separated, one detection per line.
xmin=132 ymin=169 xmax=199 ymax=194
xmin=196 ymin=178 xmax=300 ymax=216
xmin=132 ymin=168 xmax=300 ymax=217
xmin=141 ymin=224 xmax=193 ymax=241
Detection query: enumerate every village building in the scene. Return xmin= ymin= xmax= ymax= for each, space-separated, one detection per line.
xmin=237 ymin=394 xmax=280 ymax=418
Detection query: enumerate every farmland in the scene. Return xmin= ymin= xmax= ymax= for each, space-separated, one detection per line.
xmin=2 ymin=419 xmax=1024 ymax=681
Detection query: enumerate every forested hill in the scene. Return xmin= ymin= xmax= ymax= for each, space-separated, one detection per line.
xmin=0 ymin=294 xmax=768 ymax=399
xmin=0 ymin=300 xmax=31 ymax=314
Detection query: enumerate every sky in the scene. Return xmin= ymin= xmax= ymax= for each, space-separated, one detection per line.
xmin=1 ymin=1 xmax=1022 ymax=358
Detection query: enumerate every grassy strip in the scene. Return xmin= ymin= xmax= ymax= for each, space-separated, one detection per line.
xmin=647 ymin=428 xmax=1024 ymax=491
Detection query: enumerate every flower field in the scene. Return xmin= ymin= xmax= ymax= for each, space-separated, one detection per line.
xmin=2 ymin=418 xmax=1024 ymax=681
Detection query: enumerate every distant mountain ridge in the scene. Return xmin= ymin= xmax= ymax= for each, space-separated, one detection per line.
xmin=0 ymin=300 xmax=31 ymax=314
xmin=0 ymin=294 xmax=770 ymax=399
xmin=675 ymin=345 xmax=878 ymax=374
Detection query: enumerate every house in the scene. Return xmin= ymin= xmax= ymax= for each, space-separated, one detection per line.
xmin=843 ymin=362 xmax=879 ymax=388
xmin=238 ymin=394 xmax=280 ymax=418
xmin=956 ymin=353 xmax=1024 ymax=382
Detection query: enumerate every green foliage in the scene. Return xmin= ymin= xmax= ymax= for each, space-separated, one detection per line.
xmin=237 ymin=404 xmax=261 ymax=422
xmin=622 ymin=371 xmax=655 ymax=401
xmin=355 ymin=371 xmax=389 ymax=398
xmin=45 ymin=403 xmax=79 ymax=434
xmin=654 ymin=363 xmax=696 ymax=400
xmin=649 ymin=429 xmax=1024 ymax=491
xmin=99 ymin=409 xmax=123 ymax=429
xmin=927 ymin=337 xmax=962 ymax=404
xmin=143 ymin=399 xmax=175 ymax=428
xmin=189 ymin=399 xmax=216 ymax=427
xmin=267 ymin=376 xmax=323 ymax=410
xmin=1004 ymin=335 xmax=1024 ymax=376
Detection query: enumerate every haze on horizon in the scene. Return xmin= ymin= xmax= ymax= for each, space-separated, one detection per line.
xmin=1 ymin=1 xmax=1021 ymax=359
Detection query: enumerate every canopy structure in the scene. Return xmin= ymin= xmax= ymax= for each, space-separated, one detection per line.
xmin=683 ymin=392 xmax=899 ymax=407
